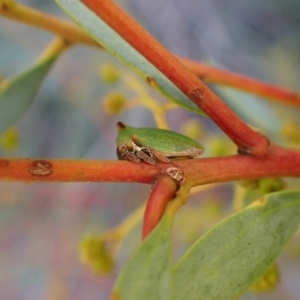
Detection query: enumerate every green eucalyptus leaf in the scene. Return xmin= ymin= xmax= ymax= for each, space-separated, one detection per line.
xmin=113 ymin=215 xmax=173 ymax=300
xmin=0 ymin=55 xmax=57 ymax=134
xmin=174 ymin=190 xmax=300 ymax=300
xmin=54 ymin=0 xmax=204 ymax=115
xmin=215 ymin=85 xmax=283 ymax=143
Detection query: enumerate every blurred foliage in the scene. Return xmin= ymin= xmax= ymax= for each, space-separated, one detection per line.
xmin=98 ymin=62 xmax=121 ymax=84
xmin=0 ymin=127 xmax=19 ymax=151
xmin=102 ymin=92 xmax=127 ymax=115
xmin=281 ymin=121 xmax=300 ymax=146
xmin=233 ymin=178 xmax=286 ymax=212
xmin=80 ymin=236 xmax=114 ymax=275
xmin=1 ymin=0 xmax=300 ymax=299
xmin=180 ymin=119 xmax=203 ymax=141
xmin=251 ymin=264 xmax=280 ymax=294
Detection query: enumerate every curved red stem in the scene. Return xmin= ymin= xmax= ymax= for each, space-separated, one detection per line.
xmin=81 ymin=0 xmax=269 ymax=155
xmin=142 ymin=176 xmax=177 ymax=239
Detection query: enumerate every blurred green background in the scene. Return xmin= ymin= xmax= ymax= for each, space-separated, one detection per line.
xmin=0 ymin=0 xmax=300 ymax=299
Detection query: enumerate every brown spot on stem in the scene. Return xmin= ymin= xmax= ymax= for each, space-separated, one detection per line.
xmin=198 ymin=74 xmax=208 ymax=81
xmin=145 ymin=76 xmax=158 ymax=88
xmin=237 ymin=147 xmax=252 ymax=155
xmin=62 ymin=38 xmax=73 ymax=47
xmin=166 ymin=167 xmax=185 ymax=184
xmin=289 ymin=92 xmax=300 ymax=102
xmin=0 ymin=3 xmax=8 ymax=11
xmin=189 ymin=88 xmax=206 ymax=103
xmin=0 ymin=159 xmax=9 ymax=167
xmin=238 ymin=135 xmax=270 ymax=156
xmin=29 ymin=160 xmax=53 ymax=177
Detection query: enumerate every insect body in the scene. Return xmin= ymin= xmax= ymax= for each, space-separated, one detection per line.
xmin=116 ymin=121 xmax=204 ymax=165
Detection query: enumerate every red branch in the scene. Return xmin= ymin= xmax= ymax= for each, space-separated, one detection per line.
xmin=142 ymin=176 xmax=177 ymax=239
xmin=2 ymin=4 xmax=300 ymax=109
xmin=81 ymin=0 xmax=269 ymax=155
xmin=179 ymin=57 xmax=300 ymax=108
xmin=0 ymin=145 xmax=299 ymax=184
xmin=186 ymin=145 xmax=300 ymax=186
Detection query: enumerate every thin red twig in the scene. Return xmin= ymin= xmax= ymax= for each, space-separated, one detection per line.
xmin=81 ymin=0 xmax=269 ymax=155
xmin=2 ymin=3 xmax=300 ymax=108
xmin=142 ymin=176 xmax=177 ymax=239
xmin=179 ymin=57 xmax=300 ymax=108
xmin=1 ymin=145 xmax=299 ymax=184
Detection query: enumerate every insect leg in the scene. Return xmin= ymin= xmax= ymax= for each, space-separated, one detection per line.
xmin=116 ymin=143 xmax=142 ymax=163
xmin=125 ymin=151 xmax=142 ymax=163
xmin=135 ymin=150 xmax=156 ymax=165
xmin=149 ymin=148 xmax=170 ymax=163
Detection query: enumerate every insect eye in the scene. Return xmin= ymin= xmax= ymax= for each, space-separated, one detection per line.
xmin=116 ymin=144 xmax=128 ymax=159
xmin=116 ymin=121 xmax=126 ymax=130
xmin=119 ymin=144 xmax=127 ymax=151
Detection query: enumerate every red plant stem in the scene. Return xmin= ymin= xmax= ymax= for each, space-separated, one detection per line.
xmin=179 ymin=57 xmax=300 ymax=108
xmin=0 ymin=1 xmax=98 ymax=46
xmin=186 ymin=145 xmax=300 ymax=186
xmin=0 ymin=146 xmax=299 ymax=184
xmin=142 ymin=176 xmax=177 ymax=239
xmin=81 ymin=0 xmax=269 ymax=155
xmin=2 ymin=3 xmax=300 ymax=108
xmin=0 ymin=158 xmax=156 ymax=183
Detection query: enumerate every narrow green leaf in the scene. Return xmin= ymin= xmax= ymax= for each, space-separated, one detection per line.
xmin=113 ymin=215 xmax=173 ymax=300
xmin=55 ymin=0 xmax=204 ymax=115
xmin=174 ymin=190 xmax=300 ymax=300
xmin=0 ymin=55 xmax=57 ymax=134
xmin=215 ymin=85 xmax=283 ymax=143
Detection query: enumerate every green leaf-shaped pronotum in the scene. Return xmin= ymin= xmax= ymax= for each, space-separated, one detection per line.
xmin=174 ymin=190 xmax=300 ymax=300
xmin=116 ymin=121 xmax=204 ymax=164
xmin=113 ymin=215 xmax=173 ymax=300
xmin=0 ymin=55 xmax=56 ymax=134
xmin=55 ymin=0 xmax=204 ymax=115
